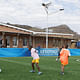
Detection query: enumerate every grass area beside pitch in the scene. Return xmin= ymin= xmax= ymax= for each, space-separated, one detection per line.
xmin=0 ymin=56 xmax=80 ymax=80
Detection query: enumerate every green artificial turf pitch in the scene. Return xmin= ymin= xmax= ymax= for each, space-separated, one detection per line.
xmin=0 ymin=56 xmax=80 ymax=80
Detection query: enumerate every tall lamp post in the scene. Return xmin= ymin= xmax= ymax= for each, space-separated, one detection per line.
xmin=42 ymin=2 xmax=64 ymax=48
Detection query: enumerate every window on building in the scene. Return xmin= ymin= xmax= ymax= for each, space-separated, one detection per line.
xmin=0 ymin=36 xmax=2 ymax=48
xmin=23 ymin=37 xmax=27 ymax=46
xmin=6 ymin=36 xmax=10 ymax=47
xmin=13 ymin=37 xmax=17 ymax=47
xmin=53 ymin=38 xmax=56 ymax=47
xmin=56 ymin=39 xmax=59 ymax=47
xmin=0 ymin=36 xmax=2 ymax=40
xmin=58 ymin=39 xmax=61 ymax=47
xmin=29 ymin=36 xmax=32 ymax=46
xmin=36 ymin=38 xmax=42 ymax=44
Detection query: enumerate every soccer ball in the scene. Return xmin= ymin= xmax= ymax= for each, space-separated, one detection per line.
xmin=0 ymin=69 xmax=2 ymax=72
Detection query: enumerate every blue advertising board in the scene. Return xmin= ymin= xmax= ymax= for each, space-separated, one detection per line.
xmin=0 ymin=48 xmax=31 ymax=57
xmin=39 ymin=48 xmax=80 ymax=56
xmin=0 ymin=48 xmax=80 ymax=57
xmin=69 ymin=49 xmax=80 ymax=56
xmin=39 ymin=48 xmax=58 ymax=56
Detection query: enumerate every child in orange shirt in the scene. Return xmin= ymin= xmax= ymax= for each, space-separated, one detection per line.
xmin=60 ymin=45 xmax=70 ymax=75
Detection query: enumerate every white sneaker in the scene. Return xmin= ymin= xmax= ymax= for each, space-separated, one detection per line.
xmin=29 ymin=70 xmax=35 ymax=73
xmin=60 ymin=72 xmax=64 ymax=75
xmin=38 ymin=72 xmax=42 ymax=75
xmin=0 ymin=69 xmax=2 ymax=72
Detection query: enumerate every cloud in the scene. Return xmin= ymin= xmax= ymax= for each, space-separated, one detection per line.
xmin=0 ymin=0 xmax=80 ymax=34
xmin=0 ymin=0 xmax=42 ymax=22
xmin=60 ymin=0 xmax=79 ymax=3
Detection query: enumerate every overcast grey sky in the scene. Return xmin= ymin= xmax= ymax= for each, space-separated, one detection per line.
xmin=0 ymin=0 xmax=80 ymax=34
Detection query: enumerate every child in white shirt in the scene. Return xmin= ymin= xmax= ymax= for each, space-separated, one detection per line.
xmin=29 ymin=46 xmax=42 ymax=75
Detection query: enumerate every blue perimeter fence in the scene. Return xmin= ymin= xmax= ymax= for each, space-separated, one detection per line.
xmin=0 ymin=48 xmax=80 ymax=57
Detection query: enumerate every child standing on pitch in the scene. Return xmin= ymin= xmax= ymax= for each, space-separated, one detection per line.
xmin=60 ymin=45 xmax=71 ymax=75
xmin=29 ymin=46 xmax=42 ymax=75
xmin=56 ymin=47 xmax=62 ymax=62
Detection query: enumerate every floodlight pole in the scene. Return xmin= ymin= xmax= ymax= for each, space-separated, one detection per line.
xmin=42 ymin=3 xmax=50 ymax=48
xmin=46 ymin=10 xmax=48 ymax=48
xmin=42 ymin=3 xmax=64 ymax=48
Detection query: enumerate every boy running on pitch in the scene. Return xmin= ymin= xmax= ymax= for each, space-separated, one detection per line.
xmin=29 ymin=46 xmax=42 ymax=75
xmin=60 ymin=45 xmax=71 ymax=75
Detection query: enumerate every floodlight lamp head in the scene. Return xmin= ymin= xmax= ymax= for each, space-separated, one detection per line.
xmin=59 ymin=9 xmax=64 ymax=11
xmin=42 ymin=3 xmax=46 ymax=6
xmin=42 ymin=2 xmax=52 ymax=9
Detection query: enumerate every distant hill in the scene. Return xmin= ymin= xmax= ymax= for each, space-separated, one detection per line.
xmin=6 ymin=23 xmax=44 ymax=32
xmin=47 ymin=25 xmax=80 ymax=40
xmin=46 ymin=25 xmax=76 ymax=34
